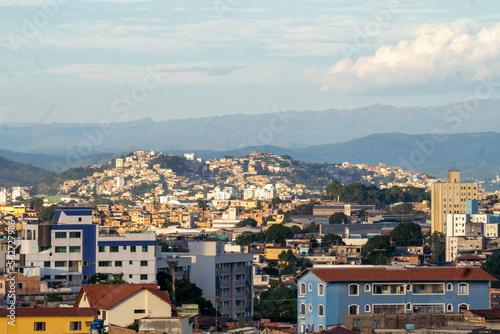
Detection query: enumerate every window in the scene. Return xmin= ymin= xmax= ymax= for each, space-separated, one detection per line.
xmin=318 ymin=284 xmax=324 ymax=296
xmin=78 ymin=217 xmax=82 ymax=222
xmin=55 ymin=246 xmax=66 ymax=253
xmin=365 ymin=284 xmax=370 ymax=292
xmin=141 ymin=261 xmax=148 ymax=266
xmin=55 ymin=232 xmax=66 ymax=238
xmin=407 ymin=284 xmax=412 ymax=291
xmin=365 ymin=304 xmax=371 ymax=312
xmin=447 ymin=283 xmax=453 ymax=291
xmin=129 ymin=261 xmax=133 ymax=265
xmin=458 ymin=304 xmax=469 ymax=312
xmin=318 ymin=304 xmax=324 ymax=316
xmin=130 ymin=246 xmax=136 ymax=252
xmin=348 ymin=305 xmax=359 ymax=315
xmin=373 ymin=304 xmax=405 ymax=314
xmin=55 ymin=261 xmax=67 ymax=267
xmin=458 ymin=283 xmax=468 ymax=295
xmin=99 ymin=246 xmax=106 ymax=252
xmin=110 ymin=246 xmax=119 ymax=252
xmin=300 ymin=303 xmax=306 ymax=316
xmin=412 ymin=283 xmax=444 ymax=294
xmin=83 ymin=261 xmax=90 ymax=266
xmin=69 ymin=232 xmax=81 ymax=238
xmin=134 ymin=309 xmax=146 ymax=314
xmin=406 ymin=303 xmax=411 ymax=311
xmin=413 ymin=304 xmax=444 ymax=314
xmin=98 ymin=261 xmax=112 ymax=267
xmin=352 ymin=319 xmax=360 ymax=329
xmin=44 ymin=261 xmax=50 ymax=267
xmin=39 ymin=246 xmax=51 ymax=252
xmin=142 ymin=245 xmax=148 ymax=252
xmin=300 ymin=283 xmax=306 ymax=295
xmin=115 ymin=261 xmax=122 ymax=266
xmin=318 ymin=325 xmax=324 ymax=332
xmin=373 ymin=320 xmax=381 ymax=329
xmin=447 ymin=304 xmax=453 ymax=312
xmin=308 ymin=304 xmax=312 ymax=312
xmin=129 ymin=274 xmax=133 ymax=279
xmin=308 ymin=283 xmax=312 ymax=291
xmin=69 ymin=246 xmax=81 ymax=253
xmin=34 ymin=322 xmax=46 ymax=331
xmin=17 ymin=283 xmax=23 ymax=289
xmin=70 ymin=322 xmax=81 ymax=331
xmin=140 ymin=274 xmax=148 ymax=280
xmin=373 ymin=283 xmax=405 ymax=295
xmin=348 ymin=284 xmax=359 ymax=296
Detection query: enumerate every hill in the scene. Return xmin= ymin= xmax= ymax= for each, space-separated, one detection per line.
xmin=0 ymin=156 xmax=55 ymax=187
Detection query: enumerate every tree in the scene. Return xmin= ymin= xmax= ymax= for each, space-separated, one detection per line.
xmin=266 ymin=224 xmax=294 ymax=245
xmin=88 ymin=273 xmax=126 ymax=284
xmin=39 ymin=205 xmax=56 ymax=223
xmin=390 ymin=222 xmax=424 ymax=247
xmin=235 ymin=217 xmax=258 ymax=228
xmin=482 ymin=252 xmax=500 ymax=288
xmin=392 ymin=203 xmax=414 ymax=215
xmin=30 ymin=197 xmax=44 ymax=213
xmin=425 ymin=232 xmax=445 ymax=263
xmin=361 ymin=235 xmax=396 ymax=265
xmin=167 ymin=261 xmax=178 ymax=303
xmin=174 ymin=278 xmax=216 ymax=316
xmin=321 ymin=234 xmax=345 ymax=248
xmin=197 ymin=199 xmax=208 ymax=210
xmin=357 ymin=209 xmax=368 ymax=221
xmin=253 ymin=281 xmax=296 ymax=322
xmin=329 ymin=212 xmax=348 ymax=225
xmin=256 ymin=200 xmax=263 ymax=210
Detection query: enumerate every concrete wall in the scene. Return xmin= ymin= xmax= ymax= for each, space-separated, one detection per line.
xmin=139 ymin=317 xmax=192 ymax=334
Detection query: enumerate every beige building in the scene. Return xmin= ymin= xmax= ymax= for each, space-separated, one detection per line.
xmin=431 ymin=171 xmax=478 ymax=234
xmin=75 ymin=283 xmax=175 ymax=328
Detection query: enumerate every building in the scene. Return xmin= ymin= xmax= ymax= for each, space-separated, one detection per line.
xmin=183 ymin=241 xmax=253 ymax=320
xmin=17 ymin=207 xmax=156 ymax=287
xmin=431 ymin=171 xmax=478 ymax=234
xmin=295 ymin=266 xmax=495 ymax=332
xmin=0 ymin=307 xmax=97 ymax=334
xmin=75 ymin=283 xmax=175 ymax=328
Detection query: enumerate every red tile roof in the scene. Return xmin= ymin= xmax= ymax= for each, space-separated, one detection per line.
xmin=0 ymin=307 xmax=97 ymax=318
xmin=75 ymin=284 xmax=174 ymax=310
xmin=296 ymin=266 xmax=496 ymax=282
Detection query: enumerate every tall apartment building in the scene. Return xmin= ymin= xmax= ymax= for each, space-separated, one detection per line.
xmin=18 ymin=207 xmax=156 ymax=288
xmin=431 ymin=171 xmax=478 ymax=234
xmin=184 ymin=241 xmax=253 ymax=320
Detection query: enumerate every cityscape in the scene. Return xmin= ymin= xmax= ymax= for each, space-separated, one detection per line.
xmin=2 ymin=1 xmax=500 ymax=334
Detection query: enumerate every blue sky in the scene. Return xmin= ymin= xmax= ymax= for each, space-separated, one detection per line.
xmin=1 ymin=0 xmax=500 ymax=124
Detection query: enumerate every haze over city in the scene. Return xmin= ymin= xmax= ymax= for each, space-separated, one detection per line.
xmin=1 ymin=0 xmax=500 ymax=124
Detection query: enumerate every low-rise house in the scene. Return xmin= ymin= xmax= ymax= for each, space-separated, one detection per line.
xmin=0 ymin=307 xmax=97 ymax=334
xmin=74 ymin=283 xmax=175 ymax=328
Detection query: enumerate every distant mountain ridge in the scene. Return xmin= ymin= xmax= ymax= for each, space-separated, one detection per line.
xmin=1 ymin=99 xmax=500 ymax=154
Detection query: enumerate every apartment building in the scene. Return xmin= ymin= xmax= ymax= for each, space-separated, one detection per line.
xmin=431 ymin=170 xmax=478 ymax=233
xmin=17 ymin=207 xmax=156 ymax=287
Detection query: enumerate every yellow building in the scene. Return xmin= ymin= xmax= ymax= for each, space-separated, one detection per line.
xmin=264 ymin=246 xmax=299 ymax=260
xmin=0 ymin=307 xmax=96 ymax=334
xmin=431 ymin=170 xmax=478 ymax=234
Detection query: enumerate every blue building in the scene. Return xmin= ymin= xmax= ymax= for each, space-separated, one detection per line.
xmin=296 ymin=266 xmax=495 ymax=332
xmin=18 ymin=207 xmax=156 ymax=288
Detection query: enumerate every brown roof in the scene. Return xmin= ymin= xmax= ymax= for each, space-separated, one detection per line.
xmin=0 ymin=307 xmax=97 ymax=318
xmin=455 ymin=255 xmax=484 ymax=261
xmin=468 ymin=308 xmax=500 ymax=320
xmin=75 ymin=284 xmax=174 ymax=310
xmin=296 ymin=267 xmax=496 ymax=282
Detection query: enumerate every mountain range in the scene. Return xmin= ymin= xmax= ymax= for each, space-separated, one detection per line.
xmin=1 ymin=99 xmax=500 ymax=155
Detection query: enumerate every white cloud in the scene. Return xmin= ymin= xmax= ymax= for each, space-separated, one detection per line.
xmin=306 ymin=20 xmax=500 ymax=93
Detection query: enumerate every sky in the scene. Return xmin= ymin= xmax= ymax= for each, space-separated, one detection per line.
xmin=1 ymin=0 xmax=500 ymax=124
